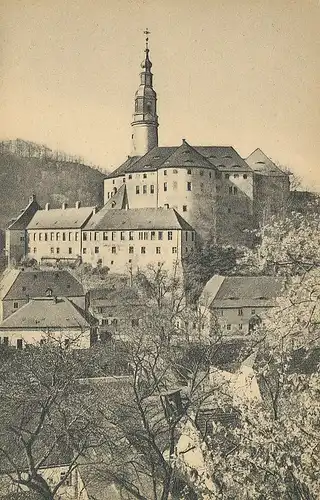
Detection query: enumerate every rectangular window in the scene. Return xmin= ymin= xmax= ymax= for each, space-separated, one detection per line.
xmin=120 ymin=231 xmax=125 ymax=240
xmin=234 ymin=173 xmax=239 ymax=178
xmin=95 ymin=247 xmax=99 ymax=254
xmin=185 ymin=232 xmax=188 ymax=241
xmin=243 ymin=174 xmax=248 ymax=179
xmin=129 ymin=246 xmax=134 ymax=254
xmin=103 ymin=231 xmax=108 ymax=241
xmin=33 ymin=247 xmax=37 ymax=253
xmin=94 ymin=232 xmax=99 ymax=241
xmin=136 ymin=186 xmax=140 ymax=194
xmin=168 ymin=231 xmax=173 ymax=241
xmin=164 ymin=182 xmax=167 ymax=192
xmin=62 ymin=232 xmax=66 ymax=241
xmin=39 ymin=233 xmax=42 ymax=241
xmin=225 ymin=173 xmax=230 ymax=179
xmin=83 ymin=232 xmax=87 ymax=241
xmin=233 ymin=187 xmax=238 ymax=195
xmin=150 ymin=185 xmax=155 ymax=194
xmin=82 ymin=248 xmax=87 ymax=254
xmin=239 ymin=324 xmax=243 ymax=330
xmin=129 ymin=231 xmax=134 ymax=240
xmin=172 ymin=247 xmax=177 ymax=254
xmin=68 ymin=247 xmax=72 ymax=254
xmin=112 ymin=232 xmax=116 ymax=241
xmin=50 ymin=247 xmax=54 ymax=254
xmin=56 ymin=247 xmax=60 ymax=254
xmin=183 ymin=205 xmax=187 ymax=212
xmin=68 ymin=232 xmax=72 ymax=241
xmin=14 ymin=302 xmax=19 ymax=309
xmin=143 ymin=173 xmax=147 ymax=179
xmin=141 ymin=246 xmax=146 ymax=254
xmin=75 ymin=232 xmax=79 ymax=241
xmin=173 ymin=181 xmax=178 ymax=190
xmin=200 ymin=170 xmax=204 ymax=176
xmin=111 ymin=246 xmax=116 ymax=254
xmin=129 ymin=174 xmax=132 ymax=179
xmin=187 ymin=169 xmax=192 ymax=175
xmin=200 ymin=183 xmax=204 ymax=192
xmin=56 ymin=232 xmax=60 ymax=241
xmin=251 ymin=309 xmax=256 ymax=315
xmin=143 ymin=232 xmax=148 ymax=240
xmin=33 ymin=233 xmax=36 ymax=241
xmin=164 ymin=170 xmax=167 ymax=175
xmin=138 ymin=231 xmax=143 ymax=240
xmin=17 ymin=339 xmax=23 ymax=350
xmin=229 ymin=186 xmax=233 ymax=194
xmin=151 ymin=231 xmax=156 ymax=240
xmin=158 ymin=231 xmax=163 ymax=240
xmin=3 ymin=337 xmax=8 ymax=346
xmin=143 ymin=185 xmax=147 ymax=194
xmin=191 ymin=232 xmax=195 ymax=242
xmin=238 ymin=309 xmax=243 ymax=316
xmin=156 ymin=247 xmax=161 ymax=254
xmin=227 ymin=324 xmax=231 ymax=331
xmin=187 ymin=182 xmax=192 ymax=191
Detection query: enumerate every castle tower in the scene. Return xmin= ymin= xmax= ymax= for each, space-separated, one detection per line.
xmin=131 ymin=30 xmax=159 ymax=156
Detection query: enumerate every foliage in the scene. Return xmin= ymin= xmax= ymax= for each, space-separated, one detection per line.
xmin=237 ymin=211 xmax=320 ymax=276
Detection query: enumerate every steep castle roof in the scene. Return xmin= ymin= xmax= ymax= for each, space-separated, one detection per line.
xmin=7 ymin=195 xmax=41 ymax=230
xmin=246 ymin=148 xmax=288 ymax=176
xmin=84 ymin=207 xmax=194 ymax=231
xmin=107 ymin=141 xmax=252 ymax=178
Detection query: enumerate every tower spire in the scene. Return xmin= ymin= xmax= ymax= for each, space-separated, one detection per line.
xmin=131 ymin=29 xmax=159 ymax=156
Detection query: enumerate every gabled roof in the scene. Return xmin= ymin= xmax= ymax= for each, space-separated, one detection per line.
xmin=7 ymin=196 xmax=41 ymax=230
xmin=0 ymin=296 xmax=95 ymax=329
xmin=100 ymin=184 xmax=128 ymax=210
xmin=105 ymin=155 xmax=140 ymax=178
xmin=107 ymin=142 xmax=253 ymax=177
xmin=84 ymin=207 xmax=194 ymax=231
xmin=89 ymin=286 xmax=142 ymax=306
xmin=27 ymin=206 xmax=95 ymax=229
xmin=195 ymin=146 xmax=252 ymax=172
xmin=246 ymin=148 xmax=288 ymax=176
xmin=0 ymin=269 xmax=84 ymax=300
xmin=201 ymin=275 xmax=284 ymax=308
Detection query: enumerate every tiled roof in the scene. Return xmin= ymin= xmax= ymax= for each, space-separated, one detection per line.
xmin=27 ymin=206 xmax=94 ymax=229
xmin=246 ymin=148 xmax=288 ymax=176
xmin=0 ymin=296 xmax=95 ymax=329
xmin=84 ymin=207 xmax=194 ymax=231
xmin=195 ymin=146 xmax=252 ymax=172
xmin=7 ymin=198 xmax=41 ymax=230
xmin=89 ymin=286 xmax=142 ymax=306
xmin=98 ymin=184 xmax=128 ymax=210
xmin=107 ymin=142 xmax=253 ymax=177
xmin=203 ymin=275 xmax=284 ymax=308
xmin=105 ymin=155 xmax=140 ymax=178
xmin=1 ymin=269 xmax=85 ymax=300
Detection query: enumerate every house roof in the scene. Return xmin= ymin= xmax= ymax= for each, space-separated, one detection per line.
xmin=0 ymin=269 xmax=84 ymax=300
xmin=105 ymin=155 xmax=140 ymax=178
xmin=0 ymin=296 xmax=95 ymax=329
xmin=103 ymin=184 xmax=128 ymax=209
xmin=7 ymin=197 xmax=41 ymax=230
xmin=246 ymin=148 xmax=288 ymax=176
xmin=27 ymin=206 xmax=95 ymax=229
xmin=89 ymin=286 xmax=142 ymax=307
xmin=202 ymin=275 xmax=284 ymax=308
xmin=84 ymin=207 xmax=194 ymax=231
xmin=108 ymin=142 xmax=252 ymax=177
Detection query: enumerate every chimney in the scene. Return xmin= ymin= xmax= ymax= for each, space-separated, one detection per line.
xmin=75 ymin=201 xmax=81 ymax=209
xmin=45 ymin=203 xmax=50 ymax=211
xmin=29 ymin=194 xmax=36 ymax=203
xmin=92 ymin=206 xmax=98 ymax=215
xmin=62 ymin=202 xmax=68 ymax=210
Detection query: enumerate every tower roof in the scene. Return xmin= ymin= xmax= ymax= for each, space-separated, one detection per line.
xmin=246 ymin=148 xmax=288 ymax=176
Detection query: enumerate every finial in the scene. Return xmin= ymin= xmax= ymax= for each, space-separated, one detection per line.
xmin=144 ymin=28 xmax=151 ymax=51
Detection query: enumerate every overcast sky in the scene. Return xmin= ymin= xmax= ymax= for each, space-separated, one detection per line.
xmin=1 ymin=0 xmax=319 ymax=189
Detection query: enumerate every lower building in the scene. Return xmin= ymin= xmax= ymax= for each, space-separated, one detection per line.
xmin=82 ymin=206 xmax=196 ymax=274
xmin=199 ymin=275 xmax=285 ymax=336
xmin=0 ymin=296 xmax=97 ymax=349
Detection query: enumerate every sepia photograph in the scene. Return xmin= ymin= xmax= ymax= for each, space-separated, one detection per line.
xmin=0 ymin=0 xmax=319 ymax=498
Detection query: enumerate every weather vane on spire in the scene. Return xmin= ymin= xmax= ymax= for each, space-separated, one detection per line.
xmin=143 ymin=28 xmax=151 ymax=50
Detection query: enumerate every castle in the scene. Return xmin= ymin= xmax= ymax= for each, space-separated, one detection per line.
xmin=6 ymin=35 xmax=290 ymax=274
